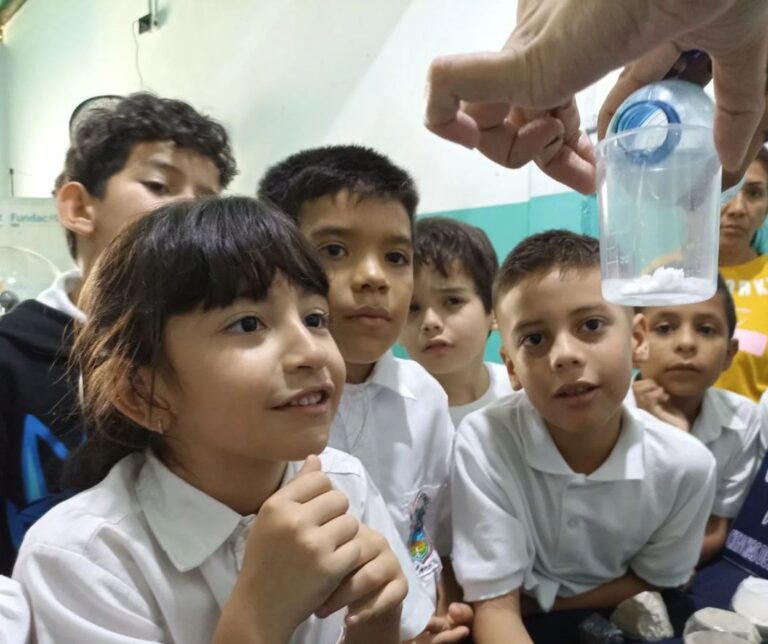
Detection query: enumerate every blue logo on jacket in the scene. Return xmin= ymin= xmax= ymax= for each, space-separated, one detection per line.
xmin=6 ymin=414 xmax=70 ymax=550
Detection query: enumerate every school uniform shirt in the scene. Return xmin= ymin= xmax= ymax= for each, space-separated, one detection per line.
xmin=12 ymin=448 xmax=433 ymax=644
xmin=449 ymin=362 xmax=513 ymax=427
xmin=451 ymin=394 xmax=717 ymax=611
xmin=328 ymin=351 xmax=453 ymax=605
xmin=0 ymin=576 xmax=29 ymax=644
xmin=759 ymin=390 xmax=768 ymax=460
xmin=688 ymin=388 xmax=762 ymax=518
xmin=716 ymin=256 xmax=768 ymax=402
xmin=0 ymin=269 xmax=84 ymax=575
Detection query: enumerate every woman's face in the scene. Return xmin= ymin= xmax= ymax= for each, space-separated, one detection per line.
xmin=720 ymin=159 xmax=768 ymax=253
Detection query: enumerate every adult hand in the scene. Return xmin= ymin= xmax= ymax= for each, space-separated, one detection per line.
xmin=425 ymin=0 xmax=768 ymax=192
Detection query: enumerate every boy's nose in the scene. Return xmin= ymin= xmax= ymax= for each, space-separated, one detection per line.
xmin=675 ymin=327 xmax=697 ymax=353
xmin=352 ymin=257 xmax=388 ymax=292
xmin=550 ymin=335 xmax=584 ymax=370
xmin=421 ymin=308 xmax=443 ymax=333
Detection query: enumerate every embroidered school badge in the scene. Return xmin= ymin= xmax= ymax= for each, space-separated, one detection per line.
xmin=407 ymin=490 xmax=434 ymax=564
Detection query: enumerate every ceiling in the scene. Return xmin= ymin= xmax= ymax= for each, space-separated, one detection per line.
xmin=0 ymin=0 xmax=27 ymax=30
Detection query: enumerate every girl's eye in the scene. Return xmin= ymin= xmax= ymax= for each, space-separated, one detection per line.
xmin=320 ymin=244 xmax=346 ymax=259
xmin=582 ymin=318 xmax=604 ymax=333
xmin=408 ymin=302 xmax=421 ymax=315
xmin=228 ymin=316 xmax=262 ymax=334
xmin=305 ymin=312 xmax=329 ymax=329
xmin=446 ymin=297 xmax=464 ymax=307
xmin=386 ymin=251 xmax=410 ymax=266
xmin=521 ymin=333 xmax=544 ymax=347
xmin=143 ymin=181 xmax=168 ymax=195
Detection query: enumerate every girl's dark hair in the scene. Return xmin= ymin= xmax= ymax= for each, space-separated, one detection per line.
xmin=59 ymin=92 xmax=237 ymax=260
xmin=66 ymin=196 xmax=328 ymax=491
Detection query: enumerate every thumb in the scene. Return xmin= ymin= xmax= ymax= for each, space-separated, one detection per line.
xmin=296 ymin=454 xmax=322 ymax=477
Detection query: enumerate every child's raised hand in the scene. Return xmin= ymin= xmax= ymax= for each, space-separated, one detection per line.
xmin=408 ymin=602 xmax=474 ymax=643
xmin=632 ymin=379 xmax=689 ymax=432
xmin=316 ymin=523 xmax=408 ymax=640
xmin=232 ymin=455 xmax=363 ymax=640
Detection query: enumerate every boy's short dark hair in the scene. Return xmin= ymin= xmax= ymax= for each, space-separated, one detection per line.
xmin=413 ymin=217 xmax=498 ymax=313
xmin=715 ymin=274 xmax=738 ymax=339
xmin=494 ymin=229 xmax=599 ymax=304
xmin=257 ymin=144 xmax=419 ymax=224
xmin=58 ymin=92 xmax=237 ymax=260
xmin=636 ymin=274 xmax=737 ymax=339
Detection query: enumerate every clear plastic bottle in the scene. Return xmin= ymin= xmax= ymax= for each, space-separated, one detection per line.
xmin=596 ymin=80 xmax=721 ymax=306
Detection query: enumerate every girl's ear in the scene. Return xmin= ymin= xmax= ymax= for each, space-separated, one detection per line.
xmin=113 ymin=366 xmax=174 ymax=435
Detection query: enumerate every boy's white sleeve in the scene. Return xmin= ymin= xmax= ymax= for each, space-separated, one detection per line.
xmin=0 ymin=576 xmax=30 ymax=644
xmin=712 ymin=406 xmax=762 ymax=518
xmin=450 ymin=424 xmax=534 ymax=603
xmin=361 ymin=473 xmax=434 ymax=640
xmin=13 ymin=544 xmax=164 ymax=644
xmin=630 ymin=451 xmax=717 ymax=587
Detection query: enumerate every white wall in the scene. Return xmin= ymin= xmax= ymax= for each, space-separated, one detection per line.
xmin=0 ymin=43 xmax=9 ymax=198
xmin=1 ymin=0 xmax=619 ymax=212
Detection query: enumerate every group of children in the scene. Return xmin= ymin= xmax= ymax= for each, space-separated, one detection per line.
xmin=0 ymin=92 xmax=765 ymax=644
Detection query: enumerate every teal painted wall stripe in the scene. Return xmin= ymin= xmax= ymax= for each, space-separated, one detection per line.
xmin=393 ymin=192 xmax=599 ymax=363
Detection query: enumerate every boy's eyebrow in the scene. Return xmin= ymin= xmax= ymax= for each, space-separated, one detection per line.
xmin=436 ymin=285 xmax=471 ymax=294
xmin=511 ymin=303 xmax=610 ymax=333
xmin=307 ymin=225 xmax=412 ymax=248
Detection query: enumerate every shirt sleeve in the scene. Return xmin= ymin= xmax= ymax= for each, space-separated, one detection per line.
xmin=13 ymin=544 xmax=164 ymax=644
xmin=712 ymin=407 xmax=762 ymax=518
xmin=450 ymin=425 xmax=533 ymax=603
xmin=0 ymin=575 xmax=30 ymax=644
xmin=630 ymin=451 xmax=717 ymax=588
xmin=360 ymin=473 xmax=433 ymax=640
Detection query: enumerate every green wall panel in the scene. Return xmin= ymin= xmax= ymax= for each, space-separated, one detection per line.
xmin=393 ymin=192 xmax=599 ymax=363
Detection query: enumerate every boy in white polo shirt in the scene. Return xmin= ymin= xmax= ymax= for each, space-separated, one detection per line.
xmin=451 ymin=230 xmax=717 ymax=643
xmin=399 ymin=217 xmax=512 ymax=426
xmin=259 ymin=146 xmax=469 ymax=641
xmin=633 ymin=275 xmax=762 ymax=561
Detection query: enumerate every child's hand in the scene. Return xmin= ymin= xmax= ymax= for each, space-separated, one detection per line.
xmin=233 ymin=455 xmax=362 ymax=640
xmin=408 ymin=603 xmax=474 ymax=643
xmin=316 ymin=523 xmax=408 ymax=628
xmin=632 ymin=379 xmax=689 ymax=431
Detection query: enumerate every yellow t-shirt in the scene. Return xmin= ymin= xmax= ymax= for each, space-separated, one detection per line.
xmin=716 ymin=255 xmax=768 ymax=401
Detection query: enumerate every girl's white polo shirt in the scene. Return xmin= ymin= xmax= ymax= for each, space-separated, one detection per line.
xmin=12 ymin=449 xmax=433 ymax=644
xmin=0 ymin=576 xmax=29 ymax=644
xmin=451 ymin=394 xmax=717 ymax=611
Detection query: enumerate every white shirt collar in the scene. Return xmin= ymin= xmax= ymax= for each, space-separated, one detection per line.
xmin=520 ymin=400 xmax=645 ymax=481
xmin=136 ymin=452 xmax=303 ymax=573
xmin=36 ymin=268 xmax=86 ymax=322
xmin=692 ymin=389 xmax=747 ymax=445
xmin=362 ymin=351 xmax=416 ymax=399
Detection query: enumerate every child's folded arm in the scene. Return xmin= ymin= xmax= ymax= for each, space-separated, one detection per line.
xmin=472 ymin=590 xmax=533 ymax=644
xmin=551 ymin=571 xmax=653 ymax=612
xmin=699 ymin=514 xmax=731 ymax=563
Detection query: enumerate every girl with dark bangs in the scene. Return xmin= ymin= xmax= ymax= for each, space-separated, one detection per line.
xmin=11 ymin=196 xmax=433 ymax=644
